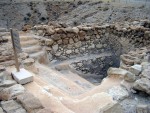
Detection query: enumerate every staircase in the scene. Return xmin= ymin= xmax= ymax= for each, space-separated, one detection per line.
xmin=23 ymin=63 xmax=121 ymax=113
xmin=19 ymin=34 xmax=45 ymax=60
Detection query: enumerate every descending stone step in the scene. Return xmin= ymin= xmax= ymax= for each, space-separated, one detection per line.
xmin=29 ymin=51 xmax=45 ymax=59
xmin=21 ymin=39 xmax=39 ymax=47
xmin=35 ymin=63 xmax=86 ymax=96
xmin=22 ymin=45 xmax=42 ymax=54
xmin=58 ymin=70 xmax=95 ymax=90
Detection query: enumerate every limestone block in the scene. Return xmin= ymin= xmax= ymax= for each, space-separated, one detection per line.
xmin=11 ymin=68 xmax=33 ymax=85
xmin=17 ymin=92 xmax=44 ymax=113
xmin=0 ymin=84 xmax=25 ymax=100
xmin=129 ymin=64 xmax=142 ymax=76
xmin=133 ymin=78 xmax=150 ymax=95
xmin=108 ymin=86 xmax=129 ymax=101
xmin=1 ymin=100 xmax=26 ymax=113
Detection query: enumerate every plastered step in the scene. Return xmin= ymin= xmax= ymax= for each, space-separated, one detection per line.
xmin=29 ymin=51 xmax=45 ymax=59
xmin=24 ymin=77 xmax=75 ymax=113
xmin=58 ymin=70 xmax=95 ymax=91
xmin=22 ymin=45 xmax=42 ymax=54
xmin=35 ymin=63 xmax=86 ymax=96
xmin=21 ymin=39 xmax=39 ymax=47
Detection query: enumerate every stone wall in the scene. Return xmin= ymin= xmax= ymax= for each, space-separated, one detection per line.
xmin=33 ymin=20 xmax=150 ymax=62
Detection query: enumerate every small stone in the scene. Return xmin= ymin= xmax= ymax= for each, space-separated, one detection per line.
xmin=52 ymin=44 xmax=58 ymax=52
xmin=45 ymin=39 xmax=54 ymax=46
xmin=66 ymin=50 xmax=72 ymax=54
xmin=129 ymin=64 xmax=142 ymax=76
xmin=74 ymin=41 xmax=81 ymax=48
xmin=63 ymin=39 xmax=69 ymax=45
xmin=57 ymin=39 xmax=62 ymax=45
xmin=96 ymin=35 xmax=100 ymax=38
xmin=69 ymin=38 xmax=74 ymax=44
xmin=96 ymin=44 xmax=103 ymax=49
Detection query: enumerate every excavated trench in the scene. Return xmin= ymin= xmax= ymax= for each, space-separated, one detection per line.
xmin=35 ymin=20 xmax=150 ymax=85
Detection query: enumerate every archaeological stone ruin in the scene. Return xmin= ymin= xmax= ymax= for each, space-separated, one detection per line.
xmin=0 ymin=0 xmax=150 ymax=113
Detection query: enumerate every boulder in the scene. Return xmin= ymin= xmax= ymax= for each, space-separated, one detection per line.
xmin=108 ymin=86 xmax=129 ymax=101
xmin=133 ymin=78 xmax=150 ymax=95
xmin=129 ymin=64 xmax=142 ymax=76
xmin=17 ymin=92 xmax=44 ymax=113
xmin=1 ymin=100 xmax=26 ymax=113
xmin=0 ymin=84 xmax=25 ymax=100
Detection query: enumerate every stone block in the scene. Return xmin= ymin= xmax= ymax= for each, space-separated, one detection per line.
xmin=129 ymin=64 xmax=142 ymax=76
xmin=11 ymin=68 xmax=33 ymax=85
xmin=1 ymin=100 xmax=26 ymax=113
xmin=0 ymin=84 xmax=25 ymax=100
xmin=17 ymin=92 xmax=44 ymax=113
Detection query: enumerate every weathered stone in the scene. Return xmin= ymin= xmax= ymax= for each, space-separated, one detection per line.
xmin=129 ymin=64 xmax=142 ymax=76
xmin=108 ymin=86 xmax=129 ymax=101
xmin=46 ymin=27 xmax=55 ymax=35
xmin=133 ymin=78 xmax=150 ymax=95
xmin=0 ymin=107 xmax=4 ymax=113
xmin=0 ymin=84 xmax=25 ymax=100
xmin=19 ymin=53 xmax=29 ymax=60
xmin=63 ymin=39 xmax=69 ymax=44
xmin=1 ymin=100 xmax=26 ymax=113
xmin=0 ymin=65 xmax=5 ymax=72
xmin=45 ymin=39 xmax=54 ymax=46
xmin=121 ymin=80 xmax=134 ymax=92
xmin=107 ymin=67 xmax=128 ymax=77
xmin=72 ymin=27 xmax=79 ymax=34
xmin=124 ymin=71 xmax=136 ymax=82
xmin=141 ymin=63 xmax=150 ymax=80
xmin=66 ymin=50 xmax=72 ymax=55
xmin=96 ymin=44 xmax=103 ymax=49
xmin=57 ymin=39 xmax=62 ymax=45
xmin=23 ymin=58 xmax=35 ymax=66
xmin=0 ymin=71 xmax=12 ymax=81
xmin=136 ymin=104 xmax=148 ymax=113
xmin=74 ymin=41 xmax=81 ymax=48
xmin=0 ymin=80 xmax=16 ymax=87
xmin=52 ymin=44 xmax=58 ymax=53
xmin=17 ymin=92 xmax=44 ymax=113
xmin=69 ymin=38 xmax=74 ymax=44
